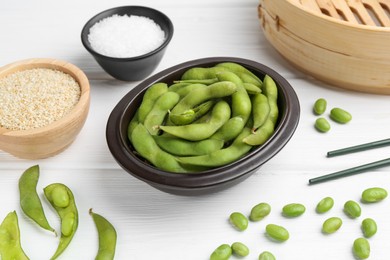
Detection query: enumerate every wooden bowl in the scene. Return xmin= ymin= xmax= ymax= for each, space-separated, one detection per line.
xmin=0 ymin=58 xmax=90 ymax=159
xmin=258 ymin=0 xmax=390 ymax=94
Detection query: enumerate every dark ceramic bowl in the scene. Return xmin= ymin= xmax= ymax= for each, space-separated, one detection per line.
xmin=81 ymin=6 xmax=174 ymax=81
xmin=106 ymin=57 xmax=300 ymax=195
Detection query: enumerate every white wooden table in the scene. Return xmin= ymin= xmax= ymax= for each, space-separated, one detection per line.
xmin=1 ymin=0 xmax=390 ymax=259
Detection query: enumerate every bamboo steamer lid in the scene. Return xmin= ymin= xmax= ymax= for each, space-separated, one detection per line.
xmin=258 ymin=0 xmax=390 ymax=94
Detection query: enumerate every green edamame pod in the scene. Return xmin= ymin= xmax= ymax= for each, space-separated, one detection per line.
xmin=18 ymin=165 xmax=55 ymax=233
xmin=137 ymin=82 xmax=168 ymax=123
xmin=143 ymin=91 xmax=180 ymax=135
xmin=251 ymin=93 xmax=270 ymax=132
xmin=167 ymin=82 xmax=191 ymax=92
xmin=170 ymin=83 xmax=207 ymax=98
xmin=170 ymin=81 xmax=237 ymax=115
xmin=127 ymin=110 xmax=140 ymax=143
xmin=154 ymin=135 xmax=224 ymax=156
xmin=0 ymin=211 xmax=29 ymax=260
xmin=44 ymin=183 xmax=79 ymax=260
xmin=215 ymin=62 xmax=263 ymax=87
xmin=173 ymin=78 xmax=219 ymax=85
xmin=90 ymin=209 xmax=117 ymax=260
xmin=262 ymin=74 xmax=279 ymax=125
xmin=161 ymin=100 xmax=231 ymax=141
xmin=181 ymin=66 xmax=228 ymax=80
xmin=169 ymin=100 xmax=215 ymax=126
xmin=177 ymin=127 xmax=253 ymax=167
xmin=131 ymin=123 xmax=188 ymax=172
xmin=243 ymin=119 xmax=275 ymax=146
xmin=243 ymin=82 xmax=262 ymax=94
xmin=210 ymin=116 xmax=245 ymax=142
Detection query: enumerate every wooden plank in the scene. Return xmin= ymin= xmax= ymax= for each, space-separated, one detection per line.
xmin=362 ymin=0 xmax=390 ymax=26
xmin=330 ymin=0 xmax=359 ymax=23
xmin=346 ymin=0 xmax=377 ymax=25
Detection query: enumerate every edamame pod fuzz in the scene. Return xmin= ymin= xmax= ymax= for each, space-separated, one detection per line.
xmin=44 ymin=183 xmax=79 ymax=260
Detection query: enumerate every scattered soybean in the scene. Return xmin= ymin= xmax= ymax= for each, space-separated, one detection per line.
xmin=361 ymin=218 xmax=377 ymax=238
xmin=315 ymin=117 xmax=331 ymax=133
xmin=229 ymin=212 xmax=248 ymax=231
xmin=316 ymin=197 xmax=334 ymax=213
xmin=313 ymin=98 xmax=327 ymax=115
xmin=258 ymin=251 xmax=276 ymax=260
xmin=231 ymin=242 xmax=249 ymax=257
xmin=210 ymin=244 xmax=232 ymax=260
xmin=353 ymin=237 xmax=370 ymax=259
xmin=249 ymin=202 xmax=271 ymax=221
xmin=344 ymin=200 xmax=361 ymax=218
xmin=361 ymin=187 xmax=388 ymax=203
xmin=282 ymin=203 xmax=306 ymax=217
xmin=265 ymin=224 xmax=289 ymax=242
xmin=322 ymin=217 xmax=342 ymax=234
xmin=330 ymin=107 xmax=352 ymax=124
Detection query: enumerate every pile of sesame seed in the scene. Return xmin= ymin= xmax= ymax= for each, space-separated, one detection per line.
xmin=0 ymin=68 xmax=81 ymax=130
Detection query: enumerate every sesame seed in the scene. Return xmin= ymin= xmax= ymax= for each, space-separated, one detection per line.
xmin=0 ymin=68 xmax=81 ymax=130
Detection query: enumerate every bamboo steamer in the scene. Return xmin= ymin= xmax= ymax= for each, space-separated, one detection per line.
xmin=258 ymin=0 xmax=390 ymax=94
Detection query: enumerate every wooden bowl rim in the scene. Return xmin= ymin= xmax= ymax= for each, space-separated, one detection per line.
xmin=0 ymin=58 xmax=90 ymax=136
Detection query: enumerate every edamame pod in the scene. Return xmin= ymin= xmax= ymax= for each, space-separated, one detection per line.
xmin=169 ymin=83 xmax=207 ymax=98
xmin=90 ymin=209 xmax=117 ymax=260
xmin=243 ymin=119 xmax=275 ymax=146
xmin=262 ymin=75 xmax=278 ymax=125
xmin=181 ymin=66 xmax=228 ymax=80
xmin=177 ymin=127 xmax=252 ymax=167
xmin=251 ymin=93 xmax=270 ymax=131
xmin=215 ymin=62 xmax=263 ymax=87
xmin=0 ymin=211 xmax=29 ymax=260
xmin=169 ymin=100 xmax=215 ymax=126
xmin=154 ymin=135 xmax=224 ymax=156
xmin=131 ymin=123 xmax=188 ymax=172
xmin=160 ymin=100 xmax=231 ymax=141
xmin=44 ymin=183 xmax=79 ymax=260
xmin=18 ymin=165 xmax=55 ymax=233
xmin=143 ymin=91 xmax=180 ymax=135
xmin=170 ymin=81 xmax=237 ymax=115
xmin=137 ymin=82 xmax=168 ymax=123
xmin=210 ymin=116 xmax=245 ymax=142
xmin=173 ymin=78 xmax=219 ymax=85
xmin=243 ymin=82 xmax=262 ymax=94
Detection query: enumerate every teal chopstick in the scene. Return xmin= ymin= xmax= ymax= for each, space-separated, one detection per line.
xmin=327 ymin=138 xmax=390 ymax=157
xmin=309 ymin=157 xmax=390 ymax=185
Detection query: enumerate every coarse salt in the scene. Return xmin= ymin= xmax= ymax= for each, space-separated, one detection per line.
xmin=88 ymin=14 xmax=166 ymax=58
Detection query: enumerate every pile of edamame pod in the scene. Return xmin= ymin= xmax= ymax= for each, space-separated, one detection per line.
xmin=128 ymin=62 xmax=279 ymax=173
xmin=0 ymin=165 xmax=117 ymax=260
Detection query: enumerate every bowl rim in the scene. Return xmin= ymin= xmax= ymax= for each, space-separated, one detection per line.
xmin=0 ymin=58 xmax=90 ymax=136
xmin=80 ymin=5 xmax=174 ymax=61
xmin=106 ymin=57 xmax=300 ymax=189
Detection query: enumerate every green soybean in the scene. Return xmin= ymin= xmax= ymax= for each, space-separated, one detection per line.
xmin=330 ymin=107 xmax=352 ymax=124
xmin=0 ymin=211 xmax=29 ymax=260
xmin=137 ymin=82 xmax=168 ymax=123
xmin=282 ymin=203 xmax=306 ymax=217
xmin=143 ymin=91 xmax=180 ymax=135
xmin=229 ymin=212 xmax=248 ymax=231
xmin=51 ymin=184 xmax=70 ymax=208
xmin=344 ymin=200 xmax=361 ymax=218
xmin=231 ymin=242 xmax=249 ymax=257
xmin=154 ymin=135 xmax=224 ymax=156
xmin=210 ymin=244 xmax=232 ymax=260
xmin=181 ymin=66 xmax=228 ymax=81
xmin=44 ymin=183 xmax=79 ymax=260
xmin=316 ymin=197 xmax=334 ymax=213
xmin=90 ymin=209 xmax=117 ymax=260
xmin=361 ymin=187 xmax=388 ymax=203
xmin=18 ymin=165 xmax=55 ymax=233
xmin=361 ymin=218 xmax=377 ymax=238
xmin=177 ymin=127 xmax=253 ymax=167
xmin=131 ymin=123 xmax=188 ymax=173
xmin=174 ymin=78 xmax=219 ymax=85
xmin=353 ymin=237 xmax=370 ymax=259
xmin=322 ymin=217 xmax=342 ymax=234
xmin=250 ymin=202 xmax=271 ymax=221
xmin=266 ymin=224 xmax=289 ymax=242
xmin=315 ymin=117 xmax=331 ymax=133
xmin=313 ymin=98 xmax=327 ymax=115
xmin=258 ymin=251 xmax=276 ymax=260
xmin=160 ymin=100 xmax=231 ymax=141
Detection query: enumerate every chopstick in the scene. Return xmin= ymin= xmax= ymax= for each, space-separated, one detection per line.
xmin=308 ymin=157 xmax=390 ymax=185
xmin=327 ymin=138 xmax=390 ymax=157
